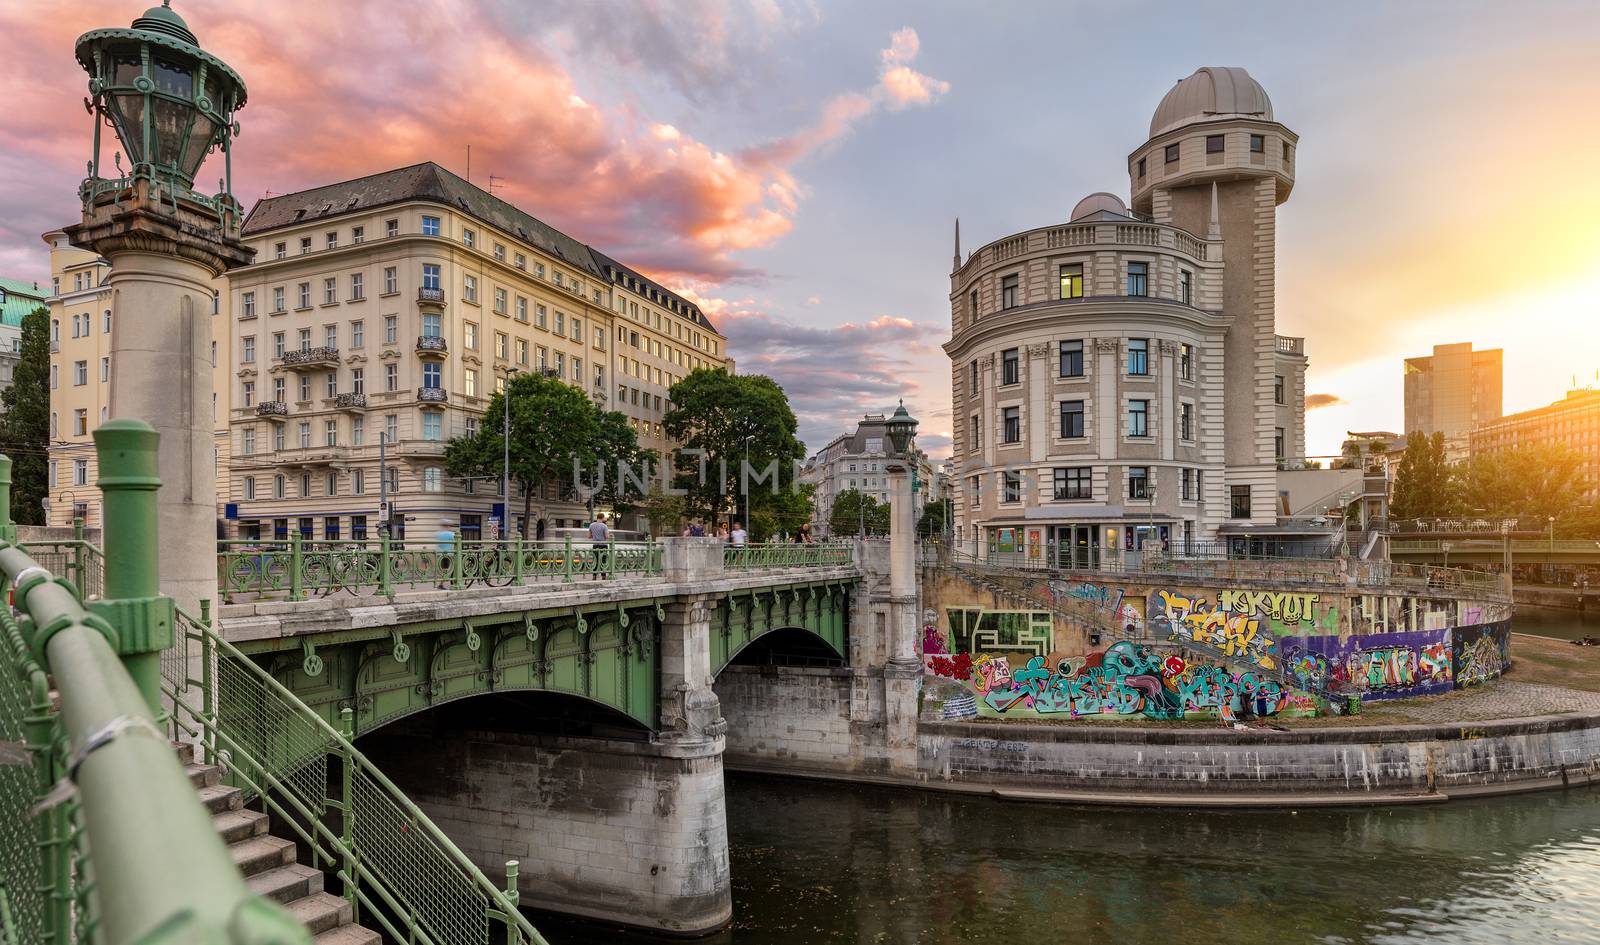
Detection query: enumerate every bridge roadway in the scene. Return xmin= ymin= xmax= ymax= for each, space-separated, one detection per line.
xmin=1392 ymin=538 xmax=1600 ymax=568
xmin=209 ymin=538 xmax=896 ymax=935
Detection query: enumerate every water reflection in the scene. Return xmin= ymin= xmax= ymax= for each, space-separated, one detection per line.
xmin=1514 ymin=603 xmax=1600 ymax=641
xmin=535 ymin=775 xmax=1600 ymax=944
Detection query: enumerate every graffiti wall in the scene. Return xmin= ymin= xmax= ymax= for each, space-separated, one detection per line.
xmin=1454 ymin=621 xmax=1512 ymax=688
xmin=1146 ymin=588 xmax=1331 ymax=670
xmin=1277 ymin=629 xmax=1456 ymax=701
xmin=923 ymin=608 xmax=1318 ymax=721
xmin=1047 ymin=580 xmax=1143 ymax=633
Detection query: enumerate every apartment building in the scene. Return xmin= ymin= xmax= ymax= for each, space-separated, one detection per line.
xmin=802 ymin=412 xmax=940 ymax=538
xmin=1403 ymin=342 xmax=1502 ymax=460
xmin=944 ymin=67 xmax=1311 ymax=562
xmin=1470 ymin=389 xmax=1600 ymax=502
xmin=0 ymin=278 xmax=49 ymax=397
xmin=41 ymin=230 xmax=232 ymax=529
xmin=226 ymin=162 xmax=732 ymax=541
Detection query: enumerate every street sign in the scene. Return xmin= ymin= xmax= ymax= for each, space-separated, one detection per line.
xmin=379 ymin=501 xmax=391 ymax=520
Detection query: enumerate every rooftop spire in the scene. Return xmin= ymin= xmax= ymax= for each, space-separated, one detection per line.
xmin=953 ymin=217 xmax=961 ymax=270
xmin=1207 ymin=181 xmax=1221 ymax=239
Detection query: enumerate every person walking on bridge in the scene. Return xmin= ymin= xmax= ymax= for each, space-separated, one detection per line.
xmin=588 ymin=512 xmax=610 ymax=580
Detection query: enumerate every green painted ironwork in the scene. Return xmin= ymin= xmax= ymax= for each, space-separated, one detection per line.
xmin=712 ymin=582 xmax=850 ymax=676
xmin=18 ymin=523 xmax=104 ymax=602
xmin=216 ymin=538 xmax=667 ymax=602
xmin=723 ymin=541 xmax=853 ymax=571
xmin=0 ymin=445 xmax=311 ymax=945
xmin=162 ymin=606 xmax=549 ymax=945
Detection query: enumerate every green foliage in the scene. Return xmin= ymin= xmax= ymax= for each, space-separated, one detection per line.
xmin=1455 ymin=443 xmax=1588 ymax=531
xmin=445 ymin=372 xmax=646 ymax=536
xmin=639 ymin=487 xmax=686 ymax=536
xmin=751 ymin=480 xmax=814 ymax=542
xmin=0 ymin=308 xmax=50 ymax=525
xmin=918 ymin=497 xmax=953 ymax=538
xmin=829 ymin=488 xmax=890 ymax=537
xmin=663 ymin=368 xmax=806 ymax=520
xmin=1390 ymin=431 xmax=1453 ymax=519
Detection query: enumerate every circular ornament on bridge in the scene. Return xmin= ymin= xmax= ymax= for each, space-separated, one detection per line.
xmin=618 ymin=610 xmax=630 ymax=628
xmin=303 ymin=652 xmax=324 ymax=677
xmin=525 ymin=617 xmax=539 ymax=641
xmin=465 ymin=628 xmax=481 ymax=652
xmin=655 ymin=604 xmax=665 ymax=622
xmin=576 ymin=615 xmax=589 ymax=635
xmin=392 ymin=640 xmax=411 ymax=663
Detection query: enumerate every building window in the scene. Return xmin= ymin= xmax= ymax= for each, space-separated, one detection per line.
xmin=1054 ymin=467 xmax=1091 ymax=500
xmin=1001 ymin=348 xmax=1019 ymax=386
xmin=462 ymin=229 xmax=475 ymax=249
xmin=73 ymin=360 xmax=87 ymax=385
xmin=422 ymin=362 xmax=440 ymax=389
xmin=514 ymin=253 xmax=526 ymax=270
xmin=385 ymin=414 xmax=398 ymax=443
xmin=325 ymin=371 xmax=338 ymax=398
xmin=1181 ymin=467 xmax=1193 ymax=501
xmin=1000 ymin=274 xmax=1019 ymax=310
xmin=1127 ymin=338 xmax=1149 ymax=376
xmin=351 ymin=368 xmax=364 ymax=395
xmin=274 ymin=475 xmax=286 ymax=499
xmin=350 ymin=225 xmax=364 ymax=245
xmin=324 ymin=419 xmax=338 ymax=447
xmin=422 ymin=264 xmax=441 ymax=290
xmin=273 ymin=424 xmax=285 ymax=451
xmin=385 ymin=363 xmax=398 ymax=391
xmin=1002 ymin=471 xmax=1022 ymax=504
xmin=297 ymin=422 xmax=311 ymax=448
xmin=969 ymin=414 xmax=981 ymax=450
xmin=1181 ymin=402 xmax=1193 ymax=441
xmin=325 ymin=324 xmax=338 ymax=348
xmin=1002 ymin=407 xmax=1020 ymax=444
xmin=273 ymin=242 xmax=286 ymax=260
xmin=73 ymin=409 xmax=87 ymax=436
xmin=1127 ymin=400 xmax=1149 ymax=437
xmin=273 ymin=377 xmax=286 ymax=403
xmin=423 ymin=412 xmax=442 ymax=441
xmin=351 ymin=321 xmax=364 ymax=348
xmin=1060 ymin=400 xmax=1085 ymax=438
xmin=422 ymin=467 xmax=443 ymax=493
xmin=421 ymin=313 xmax=441 ymax=338
xmin=351 ymin=514 xmax=368 ymax=539
xmin=422 ymin=216 xmax=440 ymax=236
xmin=1137 ymin=156 xmax=1146 ymax=177
xmin=1128 ymin=466 xmax=1149 ymax=499
xmin=968 ymin=360 xmax=978 ymax=392
xmin=1178 ymin=269 xmax=1191 ymax=305
xmin=298 ymin=328 xmax=311 ymax=351
xmin=1230 ymin=484 xmax=1252 ymax=518
xmin=1059 ymin=340 xmax=1084 ymax=378
xmin=464 ymin=368 xmax=478 ymax=398
xmin=1180 ymin=344 xmax=1193 ymax=381
xmin=352 ymin=469 xmax=365 ymax=495
xmin=1164 ymin=143 xmax=1179 ymax=164
xmin=516 ymin=297 xmax=528 ymax=322
xmin=494 ymin=287 xmax=507 ymax=314
xmin=464 ymin=322 xmax=478 ymax=350
xmin=386 ymin=219 xmax=399 ymax=239
xmin=1250 ymin=134 xmax=1265 ymax=153
xmin=1275 ymin=427 xmax=1286 ymax=461
xmin=242 ymin=291 xmax=255 ymax=317
xmin=495 ymin=332 xmax=508 ymax=360
xmin=299 ymin=237 xmax=311 ymax=255
xmin=350 ymin=272 xmax=364 ymax=300
xmin=1274 ymin=374 xmax=1285 ymax=405
xmin=324 ymin=231 xmax=337 ymax=250
xmin=516 ymin=338 xmax=528 ymax=365
xmin=1283 ymin=141 xmax=1292 ymax=162
xmin=244 ymin=475 xmax=255 ymax=500
xmin=493 ymin=243 xmax=505 ymax=262
xmin=1205 ymin=134 xmax=1224 ymax=154
xmin=272 ymin=287 xmax=285 ymax=313
xmin=103 ymin=310 xmax=111 ymax=333
xmin=382 ymin=267 xmax=398 ymax=295
xmin=241 ymin=381 xmax=254 ymax=407
xmin=969 ymin=290 xmax=979 ymax=319
xmin=1126 ymin=262 xmax=1148 ymax=297
xmin=73 ymin=459 xmax=88 ymax=486
xmin=384 ymin=315 xmax=398 ymax=344
xmin=1059 ymin=264 xmax=1083 ymax=299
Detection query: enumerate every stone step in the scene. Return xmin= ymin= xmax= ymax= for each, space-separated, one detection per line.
xmin=213 ymin=807 xmax=269 ymax=844
xmin=197 ymin=783 xmax=243 ymax=814
xmin=229 ymin=834 xmax=297 ymax=878
xmin=172 ymin=740 xmax=195 ymax=767
xmin=284 ymin=892 xmax=354 ymax=936
xmin=184 ymin=761 xmax=221 ymax=789
xmin=246 ymin=862 xmax=324 ymax=905
xmin=312 ymin=924 xmax=381 ymax=945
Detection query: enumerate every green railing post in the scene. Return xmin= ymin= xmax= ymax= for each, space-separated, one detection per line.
xmin=91 ymin=419 xmax=173 ymax=716
xmin=451 ymin=535 xmax=465 ymax=589
xmin=0 ymin=454 xmax=15 ymax=544
xmin=512 ymin=534 xmax=525 ymax=586
xmin=289 ymin=531 xmax=305 ymax=601
xmin=338 ymin=706 xmax=359 ymax=915
xmin=563 ymin=535 xmax=573 ymax=583
xmin=71 ymin=516 xmax=85 ymax=594
xmin=377 ymin=533 xmax=393 ymax=596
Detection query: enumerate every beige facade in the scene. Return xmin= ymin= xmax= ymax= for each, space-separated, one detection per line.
xmin=1404 ymin=342 xmax=1502 ymax=459
xmin=225 ymin=163 xmax=731 ymax=541
xmin=801 ymin=413 xmax=939 ymax=537
xmin=943 ymin=66 xmax=1310 ymax=560
xmin=42 ymin=230 xmax=231 ymax=529
xmin=1471 ymin=389 xmax=1600 ymax=502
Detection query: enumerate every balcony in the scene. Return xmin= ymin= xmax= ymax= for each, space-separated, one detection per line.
xmin=417 ymin=386 xmax=448 ymax=405
xmin=334 ymin=392 xmax=367 ymax=411
xmin=278 ymin=445 xmax=349 ymax=467
xmin=255 ymin=401 xmax=289 ymax=420
xmin=416 ymin=335 xmax=448 ymax=359
xmin=282 ymin=346 xmax=339 ymax=370
xmin=418 ymin=286 xmax=445 ymax=306
xmin=1276 ymin=335 xmax=1304 ymax=355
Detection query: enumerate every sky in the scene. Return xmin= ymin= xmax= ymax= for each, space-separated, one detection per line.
xmin=3 ymin=0 xmax=1600 ymax=461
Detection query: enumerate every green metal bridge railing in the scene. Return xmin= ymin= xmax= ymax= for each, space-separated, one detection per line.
xmin=722 ymin=541 xmax=854 ymax=570
xmin=0 ymin=422 xmax=313 ymax=945
xmin=161 ymin=604 xmax=547 ymax=945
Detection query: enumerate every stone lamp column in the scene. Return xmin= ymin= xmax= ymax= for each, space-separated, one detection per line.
xmin=881 ymin=402 xmax=921 ymax=767
xmin=64 ymin=2 xmax=254 ymax=613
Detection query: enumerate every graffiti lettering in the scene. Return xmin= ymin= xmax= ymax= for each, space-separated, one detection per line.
xmin=1216 ymin=590 xmax=1320 ymax=625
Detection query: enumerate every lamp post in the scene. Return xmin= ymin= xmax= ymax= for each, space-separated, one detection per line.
xmin=500 ymin=368 xmax=518 ymax=537
xmin=883 ymin=400 xmax=919 ymax=667
xmin=742 ymin=433 xmax=753 ymax=535
xmin=66 ymin=1 xmax=253 ymax=613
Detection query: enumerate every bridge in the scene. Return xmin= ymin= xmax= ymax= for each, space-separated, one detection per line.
xmin=0 ymin=424 xmax=892 ymax=943
xmin=1392 ymin=539 xmax=1600 ymax=568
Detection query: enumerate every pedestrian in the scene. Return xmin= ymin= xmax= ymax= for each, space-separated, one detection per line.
xmin=716 ymin=522 xmax=731 ymax=540
xmin=686 ymin=519 xmax=707 ymax=537
xmin=535 ymin=517 xmax=546 ymax=543
xmin=588 ymin=511 xmax=610 ymax=580
xmin=434 ymin=525 xmax=456 ymax=589
xmin=731 ymin=521 xmax=748 ymax=547
xmin=797 ymin=523 xmax=813 ymax=544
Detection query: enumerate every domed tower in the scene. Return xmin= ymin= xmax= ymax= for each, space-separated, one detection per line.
xmin=1128 ymin=67 xmax=1302 ymax=522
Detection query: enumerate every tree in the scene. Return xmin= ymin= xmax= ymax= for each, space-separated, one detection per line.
xmin=1456 ymin=443 xmax=1587 ymax=530
xmin=0 ymin=308 xmax=50 ymax=525
xmin=918 ymin=497 xmax=953 ymax=539
xmin=1390 ymin=431 xmax=1454 ymax=520
xmin=444 ymin=372 xmax=644 ymax=538
xmin=829 ymin=489 xmax=890 ymax=537
xmin=639 ymin=487 xmax=686 ymax=536
xmin=663 ymin=369 xmax=806 ymax=523
xmin=586 ymin=410 xmax=656 ymax=520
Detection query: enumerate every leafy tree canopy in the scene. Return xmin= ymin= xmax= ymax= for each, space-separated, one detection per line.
xmin=663 ymin=368 xmax=805 ymax=522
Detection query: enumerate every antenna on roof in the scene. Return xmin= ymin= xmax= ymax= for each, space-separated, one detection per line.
xmin=487 ymin=175 xmax=506 ymax=195
xmin=465 ymin=145 xmax=471 ymax=182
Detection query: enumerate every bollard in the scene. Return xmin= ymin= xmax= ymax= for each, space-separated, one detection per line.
xmin=91 ymin=419 xmax=173 ymax=715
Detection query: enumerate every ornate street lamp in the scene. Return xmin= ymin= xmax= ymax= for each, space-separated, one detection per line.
xmin=75 ymin=0 xmax=247 ymax=223
xmin=885 ymin=400 xmax=919 ymax=458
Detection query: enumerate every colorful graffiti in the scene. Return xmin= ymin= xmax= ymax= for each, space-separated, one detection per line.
xmin=945 ymin=608 xmax=1053 ymax=658
xmin=1148 ymin=590 xmax=1284 ymax=669
xmin=1454 ymin=621 xmax=1512 ymax=687
xmin=929 ymin=640 xmax=1316 ymax=721
xmin=1049 ymin=580 xmax=1143 ymax=632
xmin=1278 ymin=629 xmax=1456 ymax=700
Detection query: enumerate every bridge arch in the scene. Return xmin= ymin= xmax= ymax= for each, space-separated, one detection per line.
xmin=710 ymin=583 xmax=851 ymax=677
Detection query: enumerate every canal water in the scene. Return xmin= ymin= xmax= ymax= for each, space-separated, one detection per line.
xmin=539 ymin=774 xmax=1600 ymax=944
xmin=1513 ymin=603 xmax=1600 ymax=641
xmin=534 ymin=604 xmax=1600 ymax=944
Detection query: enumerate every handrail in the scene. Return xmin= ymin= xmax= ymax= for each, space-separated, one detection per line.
xmin=723 ymin=541 xmax=854 ymax=570
xmin=163 ymin=604 xmax=548 ymax=945
xmin=0 ymin=540 xmax=310 ymax=944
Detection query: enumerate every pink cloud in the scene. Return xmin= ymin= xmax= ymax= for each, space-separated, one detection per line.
xmin=0 ymin=3 xmax=947 ymax=286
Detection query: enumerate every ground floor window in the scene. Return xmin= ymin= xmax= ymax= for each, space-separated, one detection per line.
xmin=1230 ymin=484 xmax=1251 ymax=518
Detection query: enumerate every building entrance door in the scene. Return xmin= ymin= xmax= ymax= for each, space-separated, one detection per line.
xmin=1052 ymin=525 xmax=1099 ymax=570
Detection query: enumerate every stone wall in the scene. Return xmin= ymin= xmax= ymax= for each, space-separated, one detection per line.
xmin=716 ymin=665 xmax=881 ymax=773
xmin=360 ymin=722 xmax=731 ymax=935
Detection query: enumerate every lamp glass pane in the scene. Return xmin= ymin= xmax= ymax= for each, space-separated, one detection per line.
xmin=151 ymin=97 xmax=191 ymax=169
xmin=107 ymin=92 xmax=147 ymax=164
